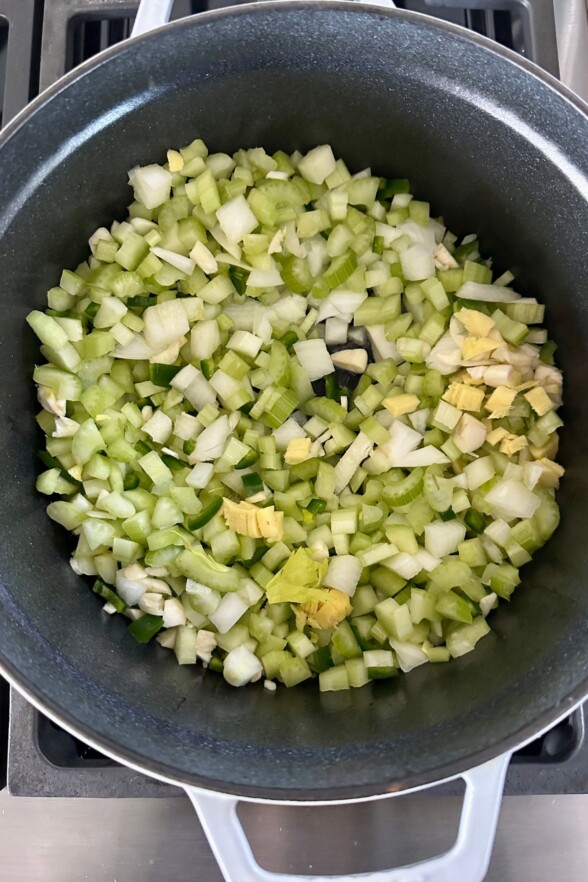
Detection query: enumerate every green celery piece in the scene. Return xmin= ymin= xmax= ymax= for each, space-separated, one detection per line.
xmin=265 ymin=549 xmax=329 ymax=605
xmin=175 ymin=548 xmax=240 ymax=592
xmin=128 ymin=614 xmax=163 ymax=643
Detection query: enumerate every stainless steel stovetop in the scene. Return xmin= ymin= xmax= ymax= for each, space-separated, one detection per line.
xmin=1 ymin=1 xmax=588 ymax=880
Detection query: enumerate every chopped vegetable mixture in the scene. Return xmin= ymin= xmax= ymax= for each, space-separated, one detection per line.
xmin=28 ymin=141 xmax=564 ymax=691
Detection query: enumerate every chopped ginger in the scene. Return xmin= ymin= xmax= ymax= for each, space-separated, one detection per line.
xmin=167 ymin=149 xmax=184 ymax=172
xmin=530 ymin=434 xmax=559 ymax=461
xmin=455 ymin=308 xmax=495 ymax=337
xmin=485 ymin=385 xmax=517 ymax=419
xmin=442 ymin=383 xmax=484 ymax=412
xmin=499 ymin=433 xmax=528 ymax=456
xmin=456 ymin=370 xmax=485 ymax=386
xmin=524 ymin=386 xmax=553 ymax=417
xmin=222 ymin=498 xmax=284 ymax=542
xmin=462 ymin=337 xmax=500 ymax=360
xmin=486 ymin=426 xmax=509 ymax=446
xmin=284 ymin=437 xmax=312 ymax=465
xmin=536 ymin=457 xmax=565 ymax=488
xmin=299 ymin=589 xmax=352 ymax=630
xmin=382 ymin=394 xmax=420 ymax=417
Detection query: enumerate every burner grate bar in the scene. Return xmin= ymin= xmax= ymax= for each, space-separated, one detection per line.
xmin=38 ymin=0 xmax=560 ymax=96
xmin=39 ymin=0 xmax=138 ymax=93
xmin=0 ymin=0 xmax=42 ymax=124
xmin=420 ymin=0 xmax=559 ymax=76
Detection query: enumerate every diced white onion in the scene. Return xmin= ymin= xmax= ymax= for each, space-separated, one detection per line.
xmin=116 ymin=572 xmax=146 ymax=605
xmin=325 ymin=317 xmax=349 ymax=345
xmin=381 ymin=552 xmax=422 ymax=580
xmin=480 ymin=593 xmax=498 ymax=617
xmin=227 ymin=330 xmax=262 ymax=359
xmin=413 ymin=548 xmax=441 ymax=572
xmin=398 ymin=221 xmax=436 ymax=250
xmin=464 ymin=456 xmax=495 ymax=490
xmin=247 ymin=261 xmax=283 ymax=289
xmin=426 ymin=331 xmax=462 ymax=375
xmin=142 ymin=410 xmax=172 ymax=445
xmin=113 ymin=333 xmax=153 ymax=360
xmin=298 ymin=144 xmax=336 ymax=185
xmin=379 ymin=420 xmax=422 ymax=462
xmin=184 ymin=373 xmax=217 ymax=410
xmin=190 ymin=415 xmax=231 ymax=462
xmin=390 ymin=640 xmax=429 ymax=673
xmin=454 ymin=414 xmax=487 ymax=453
xmin=273 ymin=418 xmax=307 ymax=450
xmin=375 ymin=222 xmax=403 ymax=246
xmin=455 ymin=281 xmax=521 ymax=302
xmin=424 ymin=521 xmax=466 ymax=558
xmin=484 ymin=519 xmax=511 ymax=547
xmin=170 ymin=364 xmax=199 ymax=393
xmin=366 ymin=325 xmax=400 ymax=362
xmin=151 ymin=246 xmax=194 ymax=276
xmin=485 ymin=479 xmax=541 ymax=520
xmin=186 ymin=462 xmax=214 ymax=489
xmin=323 ymin=555 xmax=363 ymax=596
xmin=400 ymin=244 xmax=435 ymax=281
xmin=293 ymin=339 xmax=334 ymax=381
xmin=190 ymin=319 xmax=221 ymax=361
xmin=209 ymin=593 xmax=248 ymax=634
xmin=216 ymin=195 xmax=258 ymax=244
xmin=334 ymin=432 xmax=374 ymax=493
xmin=223 ymin=645 xmax=263 ymax=687
xmin=390 ymin=446 xmax=450 ymax=468
xmin=143 ymin=299 xmax=190 ymax=352
xmin=190 ymin=240 xmax=218 ymax=275
xmin=128 ymin=164 xmax=172 ymax=209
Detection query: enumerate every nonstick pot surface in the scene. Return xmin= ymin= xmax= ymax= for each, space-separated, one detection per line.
xmin=1 ymin=4 xmax=588 ymax=801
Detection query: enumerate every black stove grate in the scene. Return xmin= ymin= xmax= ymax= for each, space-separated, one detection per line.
xmin=0 ymin=0 xmax=560 ymax=125
xmin=0 ymin=0 xmax=42 ymax=126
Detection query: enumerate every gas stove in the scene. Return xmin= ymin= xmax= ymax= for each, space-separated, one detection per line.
xmin=1 ymin=1 xmax=588 ymax=880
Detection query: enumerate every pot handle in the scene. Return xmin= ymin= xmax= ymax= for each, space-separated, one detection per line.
xmin=184 ymin=751 xmax=510 ymax=882
xmin=131 ymin=0 xmax=396 ymax=39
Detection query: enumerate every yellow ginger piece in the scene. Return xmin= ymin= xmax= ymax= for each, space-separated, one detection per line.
xmin=222 ymin=498 xmax=261 ymax=537
xmin=222 ymin=498 xmax=284 ymax=542
xmin=167 ymin=149 xmax=184 ymax=172
xmin=256 ymin=507 xmax=284 ymax=543
xmin=530 ymin=434 xmax=559 ymax=461
xmin=455 ymin=308 xmax=495 ymax=337
xmin=442 ymin=382 xmax=484 ymax=412
xmin=486 ymin=426 xmax=509 ymax=446
xmin=299 ymin=589 xmax=352 ymax=630
xmin=284 ymin=437 xmax=312 ymax=465
xmin=536 ymin=458 xmax=565 ymax=488
xmin=462 ymin=337 xmax=500 ymax=360
xmin=499 ymin=434 xmax=528 ymax=456
xmin=485 ymin=385 xmax=517 ymax=419
xmin=524 ymin=386 xmax=554 ymax=417
xmin=457 ymin=370 xmax=485 ymax=386
xmin=382 ymin=394 xmax=420 ymax=417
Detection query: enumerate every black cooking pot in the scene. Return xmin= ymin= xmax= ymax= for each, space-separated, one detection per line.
xmin=1 ymin=2 xmax=587 ymax=879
